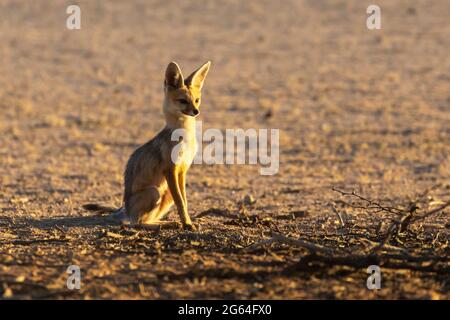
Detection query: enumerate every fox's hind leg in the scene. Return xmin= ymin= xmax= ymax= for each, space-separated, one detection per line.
xmin=128 ymin=187 xmax=180 ymax=230
xmin=153 ymin=191 xmax=174 ymax=221
xmin=138 ymin=191 xmax=177 ymax=229
xmin=127 ymin=186 xmax=161 ymax=225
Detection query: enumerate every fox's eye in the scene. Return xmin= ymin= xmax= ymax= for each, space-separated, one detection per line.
xmin=195 ymin=98 xmax=200 ymax=104
xmin=177 ymin=99 xmax=189 ymax=105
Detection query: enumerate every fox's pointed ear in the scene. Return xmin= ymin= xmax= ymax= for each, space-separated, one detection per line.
xmin=165 ymin=61 xmax=184 ymax=89
xmin=185 ymin=61 xmax=211 ymax=90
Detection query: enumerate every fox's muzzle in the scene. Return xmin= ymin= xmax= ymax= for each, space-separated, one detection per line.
xmin=183 ymin=109 xmax=200 ymax=117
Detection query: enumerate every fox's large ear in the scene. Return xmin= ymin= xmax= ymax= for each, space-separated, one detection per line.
xmin=185 ymin=61 xmax=211 ymax=90
xmin=165 ymin=61 xmax=184 ymax=89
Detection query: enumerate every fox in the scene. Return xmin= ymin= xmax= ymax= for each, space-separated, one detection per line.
xmin=83 ymin=61 xmax=211 ymax=231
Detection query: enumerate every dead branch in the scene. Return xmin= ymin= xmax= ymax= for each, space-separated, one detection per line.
xmin=331 ymin=186 xmax=406 ymax=215
xmin=247 ymin=184 xmax=450 ymax=274
xmin=410 ymin=200 xmax=450 ymax=223
xmin=247 ymin=232 xmax=448 ymax=273
xmin=331 ymin=186 xmax=449 ymax=248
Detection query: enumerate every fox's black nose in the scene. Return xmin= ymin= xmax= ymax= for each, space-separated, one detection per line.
xmin=193 ymin=109 xmax=199 ymax=116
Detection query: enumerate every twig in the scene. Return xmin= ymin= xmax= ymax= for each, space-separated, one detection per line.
xmin=329 ymin=202 xmax=346 ymax=227
xmin=370 ymin=222 xmax=398 ymax=254
xmin=380 ymin=200 xmax=449 ymax=240
xmin=410 ymin=200 xmax=450 ymax=223
xmin=331 ymin=187 xmax=406 ymax=215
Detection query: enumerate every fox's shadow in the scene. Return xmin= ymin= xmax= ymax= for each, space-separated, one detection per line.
xmin=0 ymin=213 xmax=119 ymax=230
xmin=0 ymin=206 xmax=238 ymax=231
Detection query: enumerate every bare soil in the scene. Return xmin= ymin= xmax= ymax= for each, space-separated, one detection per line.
xmin=0 ymin=0 xmax=449 ymax=299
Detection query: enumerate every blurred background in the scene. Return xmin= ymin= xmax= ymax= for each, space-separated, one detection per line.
xmin=0 ymin=0 xmax=448 ymax=299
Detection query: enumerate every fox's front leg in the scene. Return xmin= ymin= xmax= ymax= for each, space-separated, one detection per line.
xmin=178 ymin=170 xmax=187 ymax=211
xmin=177 ymin=170 xmax=197 ymax=230
xmin=165 ymin=167 xmax=195 ymax=230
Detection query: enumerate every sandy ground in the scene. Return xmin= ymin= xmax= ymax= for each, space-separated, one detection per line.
xmin=0 ymin=0 xmax=449 ymax=299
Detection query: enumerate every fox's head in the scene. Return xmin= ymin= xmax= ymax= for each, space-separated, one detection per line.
xmin=163 ymin=61 xmax=211 ymax=118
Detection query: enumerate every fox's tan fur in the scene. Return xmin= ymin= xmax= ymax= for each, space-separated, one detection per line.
xmin=83 ymin=61 xmax=211 ymax=230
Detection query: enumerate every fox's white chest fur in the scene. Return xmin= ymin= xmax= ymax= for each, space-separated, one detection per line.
xmin=172 ymin=127 xmax=197 ymax=168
